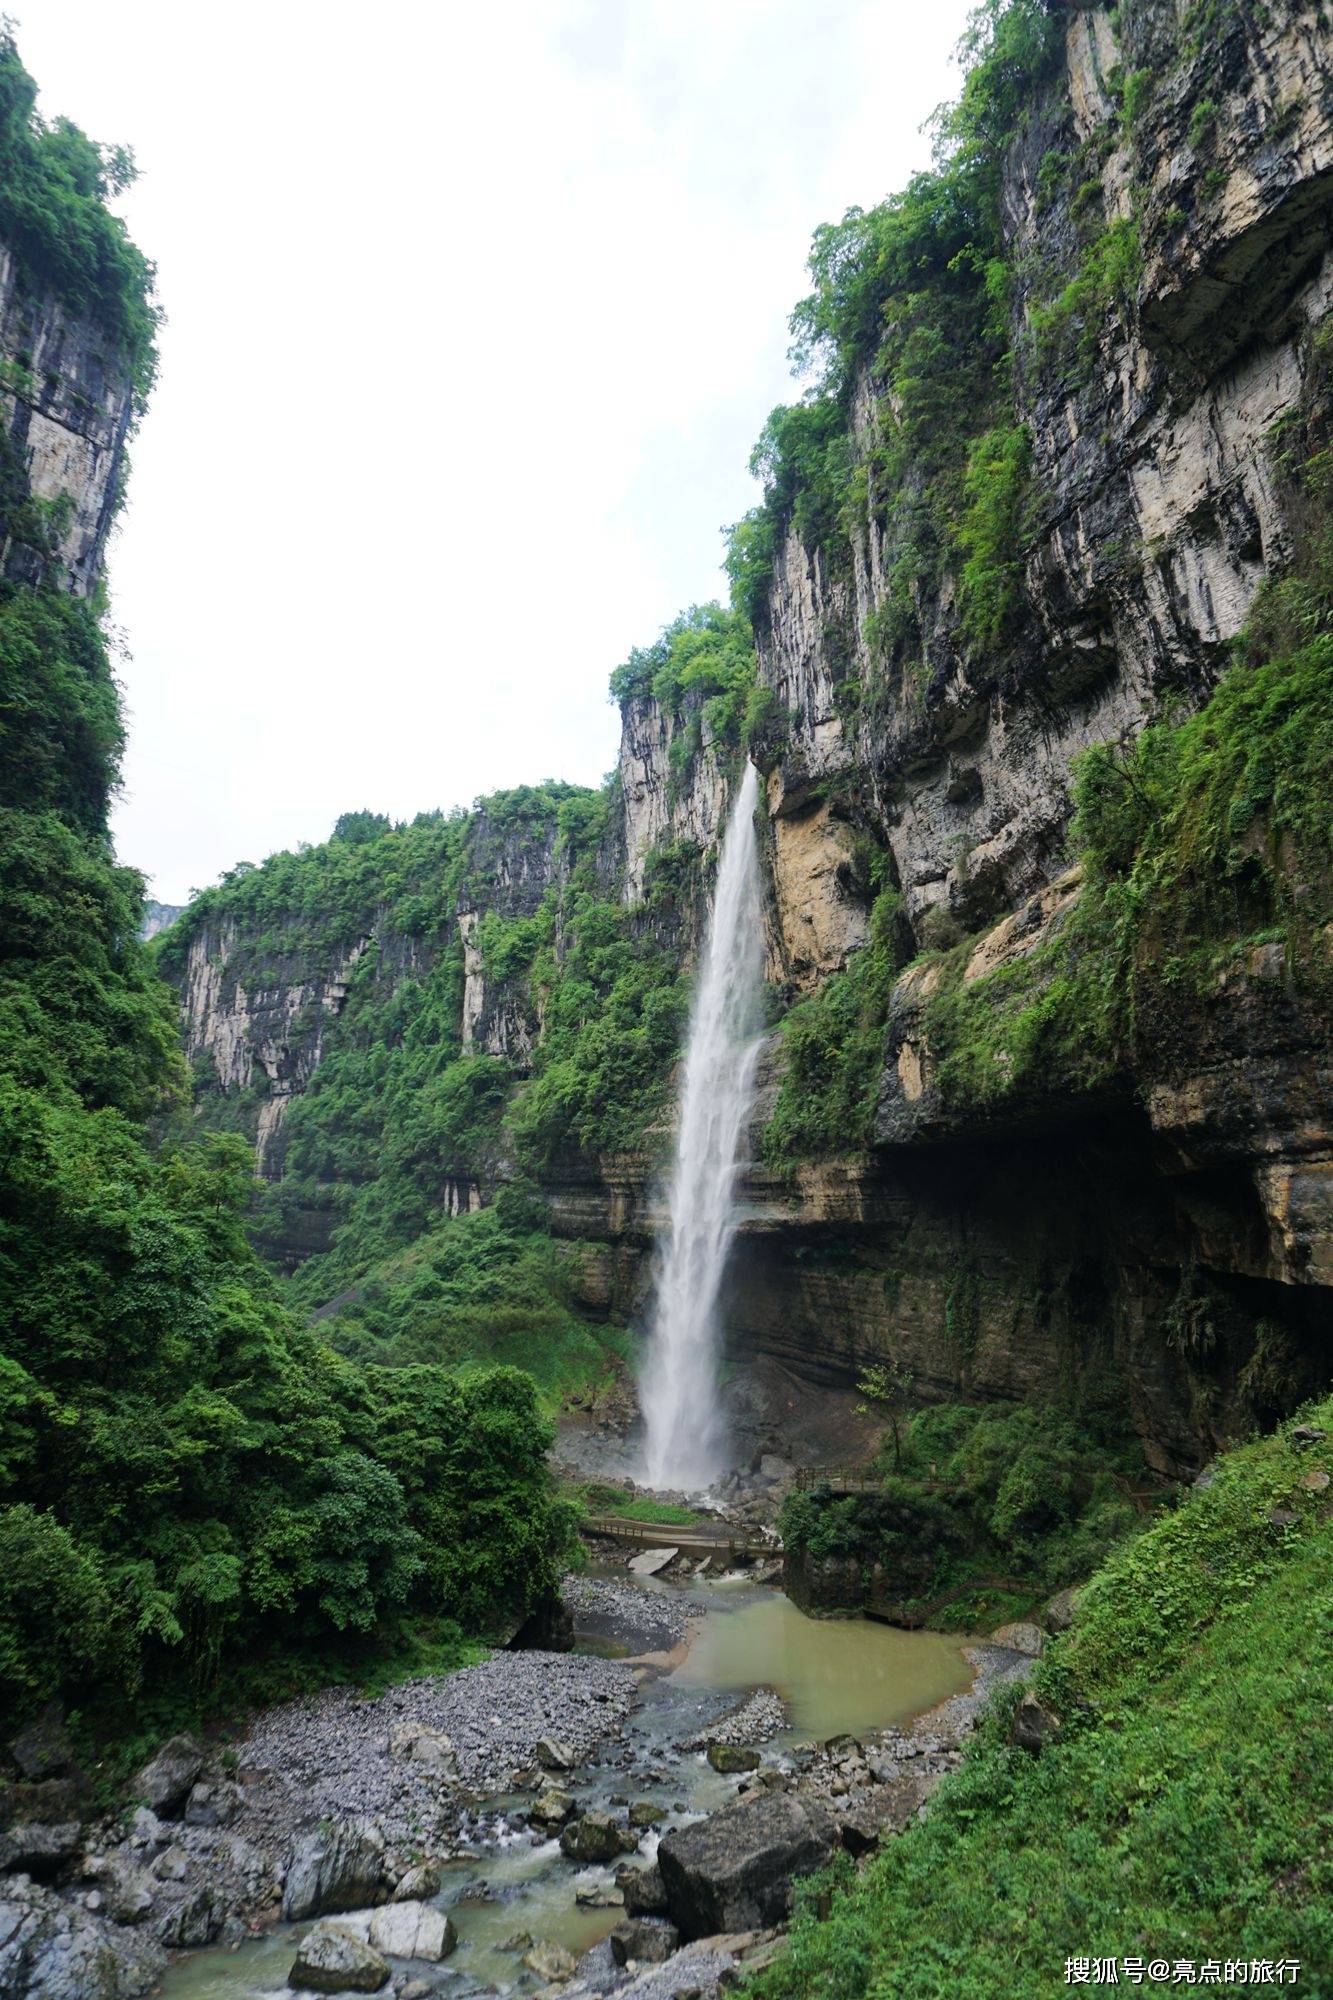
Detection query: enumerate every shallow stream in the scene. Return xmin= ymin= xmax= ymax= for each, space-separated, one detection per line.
xmin=156 ymin=1573 xmax=974 ymax=1999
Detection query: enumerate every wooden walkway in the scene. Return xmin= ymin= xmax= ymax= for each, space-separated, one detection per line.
xmin=582 ymin=1513 xmax=779 ymax=1560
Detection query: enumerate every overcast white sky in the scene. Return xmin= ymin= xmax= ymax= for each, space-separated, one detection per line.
xmin=22 ymin=1 xmax=975 ymax=902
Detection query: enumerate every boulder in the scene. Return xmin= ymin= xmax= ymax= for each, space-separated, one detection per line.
xmin=530 ymin=1787 xmax=576 ymax=1827
xmin=627 ymin=1548 xmax=677 ymax=1577
xmin=0 ymin=1873 xmax=167 ymax=2000
xmin=628 ymin=1800 xmax=666 ymax=1828
xmin=559 ymin=1811 xmax=626 ymax=1864
xmin=83 ymin=1855 xmax=154 ymax=1927
xmin=1043 ymin=1588 xmax=1081 ymax=1635
xmin=367 ymin=1900 xmax=456 ymax=1961
xmin=574 ymin=1874 xmax=622 ymax=1907
xmin=386 ymin=1724 xmax=456 ymax=1777
xmin=155 ymin=1882 xmax=224 ymax=1949
xmin=9 ymin=1706 xmax=76 ymax=1784
xmin=535 ymin=1737 xmax=576 ymax=1772
xmin=522 ymin=1937 xmax=577 ymax=1981
xmin=0 ymin=1803 xmax=83 ymax=1876
xmin=392 ymin=1862 xmax=442 ymax=1902
xmin=133 ymin=1735 xmax=204 ymax=1818
xmin=619 ymin=1861 xmax=670 ymax=1917
xmin=282 ymin=1819 xmax=389 ymax=1921
xmin=1011 ymin=1692 xmax=1063 ymax=1755
xmin=183 ymin=1779 xmax=242 ymax=1827
xmin=706 ymin=1744 xmax=759 ymax=1774
xmin=290 ymin=1920 xmax=390 ymax=1993
xmin=610 ymin=1916 xmax=680 ymax=1964
xmin=989 ymin=1621 xmax=1046 ymax=1659
xmin=657 ymin=1793 xmax=838 ymax=1939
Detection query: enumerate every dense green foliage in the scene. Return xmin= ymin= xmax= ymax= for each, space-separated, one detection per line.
xmin=758 ymin=1406 xmax=1333 ymax=1997
xmin=0 ymin=60 xmax=574 ymax=1742
xmin=609 ymin=602 xmax=761 ymax=783
xmin=164 ymin=775 xmax=691 ymax=1349
xmin=781 ymin=1393 xmax=1146 ymax=1628
xmin=0 ymin=32 xmax=157 ymax=383
xmin=762 ymin=882 xmax=904 ymax=1164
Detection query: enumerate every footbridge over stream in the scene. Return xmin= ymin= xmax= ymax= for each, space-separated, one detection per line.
xmin=581 ymin=1514 xmax=780 ymax=1561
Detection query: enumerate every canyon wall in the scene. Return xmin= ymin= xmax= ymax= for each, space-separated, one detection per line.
xmin=168 ymin=0 xmax=1333 ymax=1476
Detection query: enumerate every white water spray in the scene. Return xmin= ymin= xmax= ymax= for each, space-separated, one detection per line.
xmin=640 ymin=761 xmax=766 ymax=1491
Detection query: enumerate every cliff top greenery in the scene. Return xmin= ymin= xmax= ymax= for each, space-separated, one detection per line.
xmin=0 ymin=29 xmax=159 ymax=387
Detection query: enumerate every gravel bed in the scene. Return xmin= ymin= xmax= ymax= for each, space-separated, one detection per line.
xmin=685 ymin=1688 xmax=786 ymax=1748
xmin=564 ymin=1575 xmax=689 ymax=1654
xmin=235 ymin=1650 xmax=636 ymax=1851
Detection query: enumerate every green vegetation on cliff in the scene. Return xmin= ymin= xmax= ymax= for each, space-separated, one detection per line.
xmin=781 ymin=1393 xmax=1147 ymax=1631
xmin=0 ymin=42 xmax=573 ymax=1745
xmin=758 ymin=1407 xmax=1333 ymax=1998
xmin=0 ymin=31 xmax=158 ymax=381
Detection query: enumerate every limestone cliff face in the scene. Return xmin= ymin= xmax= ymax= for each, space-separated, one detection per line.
xmin=759 ymin=9 xmax=1325 ymax=935
xmin=550 ymin=2 xmax=1333 ymax=1472
xmin=173 ymin=801 xmax=572 ymax=1180
xmin=0 ymin=247 xmax=135 ymax=595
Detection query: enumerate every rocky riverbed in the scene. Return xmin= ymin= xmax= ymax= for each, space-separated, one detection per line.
xmin=0 ymin=1572 xmax=1037 ymax=2000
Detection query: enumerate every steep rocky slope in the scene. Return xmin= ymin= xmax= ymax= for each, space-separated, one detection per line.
xmin=166 ymin=0 xmax=1333 ymax=1479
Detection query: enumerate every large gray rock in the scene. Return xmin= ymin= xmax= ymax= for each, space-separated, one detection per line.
xmin=366 ymin=1900 xmax=456 ymax=1961
xmin=154 ymin=1882 xmax=224 ymax=1950
xmin=559 ymin=1810 xmax=628 ymax=1864
xmin=9 ymin=1705 xmax=76 ymax=1783
xmin=657 ymin=1793 xmax=838 ymax=1939
xmin=1011 ymin=1692 xmax=1063 ymax=1755
xmin=0 ymin=1874 xmax=166 ymax=2000
xmin=282 ymin=1819 xmax=389 ymax=1921
xmin=706 ymin=1743 xmax=759 ymax=1774
xmin=610 ymin=1916 xmax=680 ymax=1964
xmin=290 ymin=1920 xmax=390 ymax=1993
xmin=0 ymin=1816 xmax=83 ymax=1872
xmin=386 ymin=1724 xmax=455 ymax=1777
xmin=619 ymin=1861 xmax=670 ymax=1917
xmin=522 ymin=1937 xmax=577 ymax=1981
xmin=133 ymin=1736 xmax=204 ymax=1817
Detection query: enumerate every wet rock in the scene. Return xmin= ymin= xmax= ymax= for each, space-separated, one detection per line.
xmin=706 ymin=1744 xmax=759 ymax=1774
xmin=0 ymin=1872 xmax=167 ymax=2000
xmin=536 ymin=1737 xmax=576 ymax=1772
xmin=619 ymin=1861 xmax=670 ymax=1916
xmin=657 ymin=1793 xmax=838 ymax=1939
xmin=1011 ymin=1692 xmax=1063 ymax=1755
xmin=574 ymin=1873 xmax=622 ymax=1908
xmin=367 ymin=1900 xmax=456 ymax=1961
xmin=282 ymin=1818 xmax=389 ymax=1921
xmin=9 ymin=1706 xmax=76 ymax=1784
xmin=628 ymin=1800 xmax=666 ymax=1828
xmin=290 ymin=1919 xmax=390 ymax=1992
xmin=610 ymin=1916 xmax=681 ymax=1964
xmin=392 ymin=1862 xmax=441 ymax=1901
xmin=1291 ymin=1425 xmax=1327 ymax=1447
xmin=530 ymin=1787 xmax=577 ymax=1826
xmin=133 ymin=1736 xmax=204 ymax=1818
xmin=522 ymin=1937 xmax=578 ymax=1981
xmin=560 ymin=1811 xmax=628 ymax=1864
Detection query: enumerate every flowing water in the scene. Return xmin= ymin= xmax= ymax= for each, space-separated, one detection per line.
xmin=639 ymin=762 xmax=766 ymax=1492
xmin=157 ymin=1576 xmax=975 ymax=1999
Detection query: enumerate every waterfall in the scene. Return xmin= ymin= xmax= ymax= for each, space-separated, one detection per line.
xmin=640 ymin=760 xmax=766 ymax=1491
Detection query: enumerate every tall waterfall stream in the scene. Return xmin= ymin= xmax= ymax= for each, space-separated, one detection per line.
xmin=639 ymin=762 xmax=766 ymax=1491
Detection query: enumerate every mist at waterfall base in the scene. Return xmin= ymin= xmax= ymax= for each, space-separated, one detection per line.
xmin=639 ymin=762 xmax=766 ymax=1492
